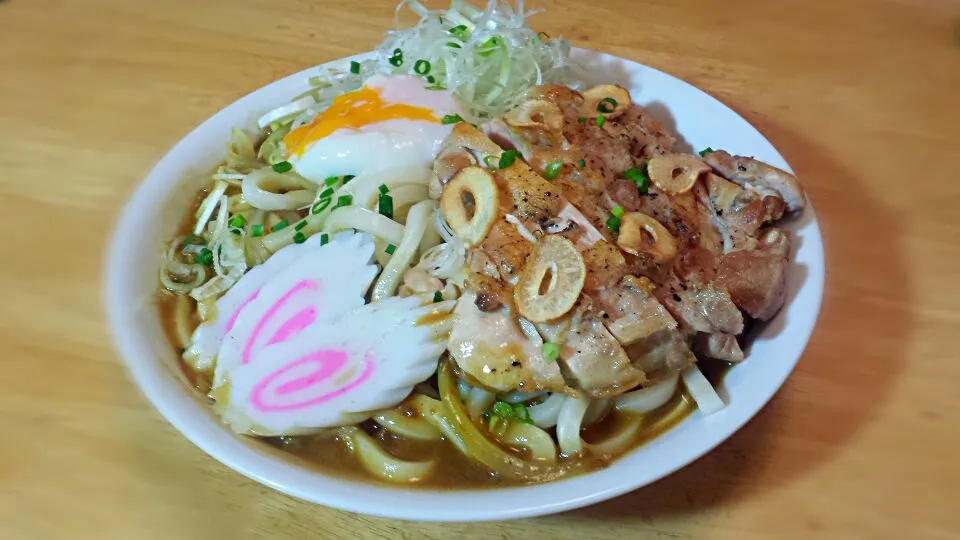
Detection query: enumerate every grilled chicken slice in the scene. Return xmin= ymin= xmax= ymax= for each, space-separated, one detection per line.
xmin=592 ymin=276 xmax=677 ymax=346
xmin=478 ymin=218 xmax=532 ymax=280
xmin=580 ymin=240 xmax=630 ymax=291
xmin=499 ymin=160 xmax=563 ymax=223
xmin=698 ymin=173 xmax=786 ymax=253
xmin=717 ymin=228 xmax=791 ymax=320
xmin=694 ymin=332 xmax=745 ymax=362
xmin=447 ymin=293 xmax=565 ymax=392
xmin=539 ymin=300 xmax=647 ymax=397
xmin=657 ymin=281 xmax=744 ymax=335
xmin=601 ymin=105 xmax=677 ymax=158
xmin=701 ymin=150 xmax=805 ymax=212
xmin=625 ymin=330 xmax=696 ymax=383
xmin=430 ymin=123 xmax=504 ymax=198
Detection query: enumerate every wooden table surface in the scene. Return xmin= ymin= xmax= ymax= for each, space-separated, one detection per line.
xmin=3 ymin=0 xmax=959 ymax=538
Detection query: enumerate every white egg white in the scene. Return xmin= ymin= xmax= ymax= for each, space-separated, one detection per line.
xmin=289 ymin=75 xmax=462 ymax=183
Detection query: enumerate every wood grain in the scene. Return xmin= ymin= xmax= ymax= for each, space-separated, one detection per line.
xmin=2 ymin=0 xmax=959 ymax=538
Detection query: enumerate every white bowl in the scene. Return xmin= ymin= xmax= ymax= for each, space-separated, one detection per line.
xmin=105 ymin=48 xmax=824 ymax=522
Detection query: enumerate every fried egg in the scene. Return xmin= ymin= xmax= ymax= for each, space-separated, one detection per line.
xmin=283 ymin=75 xmax=461 ymax=183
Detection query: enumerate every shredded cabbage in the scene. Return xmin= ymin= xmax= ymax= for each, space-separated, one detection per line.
xmin=376 ymin=0 xmax=577 ymax=120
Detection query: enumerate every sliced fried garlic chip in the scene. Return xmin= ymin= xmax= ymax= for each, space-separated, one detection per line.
xmin=617 ymin=212 xmax=678 ymax=262
xmin=440 ymin=166 xmax=499 ymax=247
xmin=580 ymin=84 xmax=631 ymax=119
xmin=647 ymin=153 xmax=710 ymax=195
xmin=514 ymin=235 xmax=586 ymax=322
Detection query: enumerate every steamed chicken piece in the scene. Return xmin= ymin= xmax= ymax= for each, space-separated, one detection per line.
xmin=447 ymin=293 xmax=565 ymax=392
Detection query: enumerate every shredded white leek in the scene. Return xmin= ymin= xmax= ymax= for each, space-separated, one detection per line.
xmin=193 ymin=180 xmax=229 ymax=235
xmin=377 ymin=0 xmax=577 ymax=120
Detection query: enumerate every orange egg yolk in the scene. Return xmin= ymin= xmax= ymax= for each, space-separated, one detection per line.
xmin=283 ymin=86 xmax=440 ymax=158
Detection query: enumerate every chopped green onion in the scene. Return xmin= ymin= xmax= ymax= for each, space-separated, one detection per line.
xmin=230 ymin=228 xmax=242 ymax=235
xmin=311 ymin=198 xmax=332 ymax=214
xmin=195 ymin=248 xmax=213 ymax=265
xmin=699 ymin=147 xmax=714 ymax=157
xmin=447 ymin=42 xmax=461 ymax=49
xmin=433 ymin=291 xmax=443 ymax=302
xmin=350 ymin=60 xmax=360 ymax=74
xmin=425 ymin=84 xmax=447 ymax=90
xmin=318 ymin=187 xmax=334 ymax=200
xmin=606 ymin=215 xmax=621 ymax=231
xmin=272 ymin=161 xmax=293 ymax=173
xmin=271 ymin=219 xmax=289 ymax=232
xmin=537 ymin=31 xmax=551 ymax=41
xmin=483 ymin=155 xmax=497 ymax=169
xmin=611 ymin=205 xmax=625 ymax=218
xmin=378 ymin=193 xmax=394 ymax=219
xmin=624 ymin=161 xmax=650 ymax=193
xmin=250 ymin=224 xmax=264 ymax=237
xmin=324 ymin=176 xmax=339 ymax=187
xmin=319 ymin=233 xmax=329 ymax=246
xmin=597 ymin=97 xmax=618 ymax=113
xmin=228 ymin=214 xmax=246 ymax=228
xmin=478 ymin=36 xmax=502 ymax=57
xmin=512 ymin=402 xmax=533 ymax=424
xmin=595 ymin=115 xmax=605 ymax=128
xmin=543 ymin=161 xmax=562 ymax=180
xmin=577 ymin=117 xmax=586 ymax=124
xmin=449 ymin=24 xmax=469 ymax=41
xmin=378 ymin=184 xmax=390 ymax=195
xmin=389 ymin=48 xmax=404 ymax=67
xmin=491 ymin=401 xmax=513 ymax=418
xmin=414 ymin=59 xmax=431 ymax=75
xmin=542 ymin=342 xmax=560 ymax=363
xmin=333 ymin=194 xmax=353 ymax=210
xmin=183 ymin=233 xmax=202 ymax=245
xmin=488 ymin=401 xmax=532 ymax=424
xmin=427 ymin=75 xmax=436 ymax=84
xmin=342 ymin=175 xmax=355 ymax=184
xmin=577 ymin=159 xmax=586 ymax=167
xmin=499 ymin=150 xmax=517 ymax=169
xmin=294 ymin=220 xmax=307 ymax=231
xmin=385 ymin=243 xmax=397 ymax=255
xmin=293 ymin=232 xmax=306 ymax=244
xmin=441 ymin=114 xmax=463 ymax=125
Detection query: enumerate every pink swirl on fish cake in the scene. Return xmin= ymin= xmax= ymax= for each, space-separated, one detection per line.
xmin=249 ymin=350 xmax=375 ymax=413
xmin=240 ymin=279 xmax=319 ymax=366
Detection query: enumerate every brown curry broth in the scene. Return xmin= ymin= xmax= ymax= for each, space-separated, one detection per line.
xmin=159 ymin=290 xmax=732 ymax=487
xmin=155 ymin=194 xmax=733 ymax=488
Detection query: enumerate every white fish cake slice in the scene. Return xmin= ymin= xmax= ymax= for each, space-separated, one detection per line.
xmin=217 ymin=297 xmax=455 ymax=435
xmin=183 ymin=231 xmax=353 ymax=372
xmin=212 ymin=232 xmax=377 ymax=388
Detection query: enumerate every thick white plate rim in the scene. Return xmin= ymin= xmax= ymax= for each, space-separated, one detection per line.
xmin=105 ymin=48 xmax=824 ymax=522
